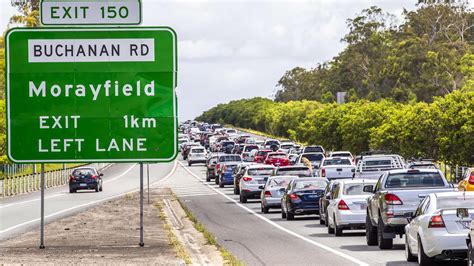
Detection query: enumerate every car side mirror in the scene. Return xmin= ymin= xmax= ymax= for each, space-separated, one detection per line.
xmin=363 ymin=185 xmax=374 ymax=193
xmin=279 ymin=188 xmax=285 ymax=192
xmin=258 ymin=185 xmax=264 ymax=190
xmin=99 ymin=173 xmax=104 ymax=177
xmin=351 ymin=168 xmax=355 ymax=173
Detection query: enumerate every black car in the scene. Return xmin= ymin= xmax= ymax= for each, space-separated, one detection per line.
xmin=281 ymin=178 xmax=328 ymax=220
xmin=233 ymin=162 xmax=253 ymax=194
xmin=69 ymin=167 xmax=103 ymax=193
xmin=319 ymin=180 xmax=339 ymax=225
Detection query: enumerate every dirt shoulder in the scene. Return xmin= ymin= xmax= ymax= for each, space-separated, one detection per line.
xmin=0 ymin=187 xmax=221 ymax=265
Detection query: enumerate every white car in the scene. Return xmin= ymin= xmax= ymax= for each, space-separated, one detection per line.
xmin=279 ymin=142 xmax=295 ymax=154
xmin=319 ymin=157 xmax=355 ymax=180
xmin=260 ymin=175 xmax=297 ymax=213
xmin=329 ymin=151 xmax=353 ymax=161
xmin=187 ymin=146 xmax=207 ymax=166
xmin=239 ymin=164 xmax=275 ymax=203
xmin=326 ymin=179 xmax=377 ymax=236
xmin=405 ymin=192 xmax=474 ymax=264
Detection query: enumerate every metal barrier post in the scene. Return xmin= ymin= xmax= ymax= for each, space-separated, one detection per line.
xmin=39 ymin=164 xmax=45 ymax=249
xmin=139 ymin=163 xmax=144 ymax=247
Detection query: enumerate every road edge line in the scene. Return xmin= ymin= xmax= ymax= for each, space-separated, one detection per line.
xmin=178 ymin=161 xmax=369 ymax=266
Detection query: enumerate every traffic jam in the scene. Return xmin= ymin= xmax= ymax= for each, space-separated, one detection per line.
xmin=179 ymin=121 xmax=474 ymax=266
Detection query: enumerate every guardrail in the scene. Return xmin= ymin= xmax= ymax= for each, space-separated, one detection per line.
xmin=0 ymin=163 xmax=113 ymax=197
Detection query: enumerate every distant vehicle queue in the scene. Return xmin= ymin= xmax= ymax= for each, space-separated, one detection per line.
xmin=179 ymin=120 xmax=474 ymax=265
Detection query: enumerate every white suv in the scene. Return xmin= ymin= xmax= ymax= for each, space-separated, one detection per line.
xmin=239 ymin=164 xmax=275 ymax=203
xmin=187 ymin=146 xmax=207 ymax=166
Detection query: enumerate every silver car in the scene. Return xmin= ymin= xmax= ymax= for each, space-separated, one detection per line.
xmin=239 ymin=164 xmax=275 ymax=203
xmin=260 ymin=176 xmax=297 ymax=213
xmin=326 ymin=179 xmax=377 ymax=236
xmin=187 ymin=146 xmax=207 ymax=166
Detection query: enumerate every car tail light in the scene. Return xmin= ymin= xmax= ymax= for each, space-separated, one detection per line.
xmin=242 ymin=176 xmax=252 ymax=182
xmin=428 ymin=212 xmax=445 ymax=228
xmin=91 ymin=175 xmax=97 ymax=179
xmin=384 ymin=193 xmax=403 ymax=205
xmin=468 ymin=173 xmax=474 ymax=185
xmin=264 ymin=191 xmax=271 ymax=197
xmin=216 ymin=163 xmax=221 ymax=171
xmin=321 ymin=168 xmax=326 ymax=177
xmin=289 ymin=194 xmax=298 ymax=200
xmin=338 ymin=199 xmax=350 ymax=210
xmin=69 ymin=175 xmax=74 ymax=181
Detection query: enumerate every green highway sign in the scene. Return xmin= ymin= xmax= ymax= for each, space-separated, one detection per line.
xmin=41 ymin=0 xmax=142 ymax=26
xmin=6 ymin=27 xmax=178 ymax=163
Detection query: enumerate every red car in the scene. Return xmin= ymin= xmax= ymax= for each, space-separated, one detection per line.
xmin=264 ymin=152 xmax=289 ymax=167
xmin=254 ymin=149 xmax=272 ymax=163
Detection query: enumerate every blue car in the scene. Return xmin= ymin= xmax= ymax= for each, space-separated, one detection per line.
xmin=281 ymin=177 xmax=328 ymax=220
xmin=218 ymin=163 xmax=238 ymax=188
xmin=69 ymin=167 xmax=103 ymax=193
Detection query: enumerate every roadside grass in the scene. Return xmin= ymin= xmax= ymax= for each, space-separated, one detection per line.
xmin=175 ymin=196 xmax=243 ymax=266
xmin=155 ymin=200 xmax=192 ymax=265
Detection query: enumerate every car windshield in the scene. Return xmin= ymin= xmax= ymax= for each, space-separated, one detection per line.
xmin=225 ymin=165 xmax=237 ymax=172
xmin=365 ymin=159 xmax=392 ymax=166
xmin=257 ymin=151 xmax=270 ymax=156
xmin=269 ymin=154 xmax=287 ymax=159
xmin=276 ymin=168 xmax=312 ymax=177
xmin=73 ymin=169 xmax=96 ymax=176
xmin=385 ymin=172 xmax=445 ymax=188
xmin=192 ymin=148 xmax=205 ymax=153
xmin=266 ymin=141 xmax=279 ymax=146
xmin=302 ymin=154 xmax=324 ymax=161
xmin=281 ymin=144 xmax=293 ymax=149
xmin=248 ymin=168 xmax=274 ymax=176
xmin=305 ymin=147 xmax=323 ymax=153
xmin=333 ymin=153 xmax=351 ymax=157
xmin=294 ymin=180 xmax=327 ymax=190
xmin=437 ymin=198 xmax=474 ymax=209
xmin=219 ymin=155 xmax=242 ymax=162
xmin=222 ymin=141 xmax=234 ymax=146
xmin=323 ymin=158 xmax=351 ymax=166
xmin=343 ymin=183 xmax=373 ymax=195
xmin=227 ymin=130 xmax=237 ymax=134
xmin=244 ymin=145 xmax=258 ymax=152
xmin=268 ymin=177 xmax=294 ymax=187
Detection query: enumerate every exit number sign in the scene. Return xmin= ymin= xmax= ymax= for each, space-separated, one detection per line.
xmin=5 ymin=27 xmax=178 ymax=163
xmin=41 ymin=0 xmax=142 ymax=26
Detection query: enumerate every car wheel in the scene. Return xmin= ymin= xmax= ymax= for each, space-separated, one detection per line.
xmin=286 ymin=210 xmax=294 ymax=221
xmin=366 ymin=215 xmax=378 ymax=246
xmin=99 ymin=183 xmax=103 ymax=192
xmin=219 ymin=181 xmax=224 ymax=188
xmin=377 ymin=218 xmax=393 ymax=249
xmin=262 ymin=204 xmax=269 ymax=214
xmin=405 ymin=236 xmax=417 ymax=262
xmin=468 ymin=242 xmax=473 ymax=266
xmin=319 ymin=216 xmax=325 ymax=225
xmin=206 ymin=172 xmax=211 ymax=182
xmin=239 ymin=193 xmax=247 ymax=203
xmin=215 ymin=176 xmax=219 ymax=185
xmin=327 ymin=216 xmax=335 ymax=234
xmin=188 ymin=162 xmax=192 ymax=166
xmin=233 ymin=185 xmax=239 ymax=194
xmin=417 ymin=236 xmax=434 ymax=265
xmin=334 ymin=215 xmax=343 ymax=236
xmin=69 ymin=187 xmax=75 ymax=193
xmin=95 ymin=185 xmax=99 ymax=192
xmin=281 ymin=207 xmax=287 ymax=218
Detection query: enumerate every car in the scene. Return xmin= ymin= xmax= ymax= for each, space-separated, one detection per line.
xmin=319 ymin=157 xmax=355 ymax=180
xmin=181 ymin=142 xmax=200 ymax=160
xmin=406 ymin=161 xmax=438 ymax=170
xmin=264 ymin=152 xmax=289 ymax=167
xmin=218 ymin=163 xmax=239 ymax=188
xmin=319 ymin=180 xmax=339 ymax=226
xmin=354 ymin=154 xmax=405 ymax=180
xmin=215 ymin=154 xmax=243 ymax=182
xmin=468 ymin=220 xmax=474 ymax=266
xmin=326 ymin=179 xmax=377 ymax=236
xmin=302 ymin=145 xmax=325 ymax=155
xmin=281 ymin=177 xmax=328 ymax=220
xmin=219 ymin=140 xmax=235 ymax=154
xmin=365 ymin=168 xmax=453 ymax=250
xmin=187 ymin=146 xmax=207 ymax=166
xmin=69 ymin=167 xmax=103 ymax=193
xmin=458 ymin=168 xmax=474 ymax=192
xmin=296 ymin=152 xmax=325 ymax=170
xmin=279 ymin=142 xmax=295 ymax=154
xmin=260 ymin=175 xmax=297 ymax=213
xmin=205 ymin=153 xmax=222 ymax=182
xmin=178 ymin=138 xmax=188 ymax=152
xmin=241 ymin=145 xmax=259 ymax=162
xmin=263 ymin=139 xmax=280 ymax=151
xmin=254 ymin=149 xmax=272 ymax=163
xmin=239 ymin=165 xmax=275 ymax=203
xmin=274 ymin=165 xmax=313 ymax=177
xmin=232 ymin=162 xmax=254 ymax=194
xmin=405 ymin=192 xmax=474 ymax=264
xmin=329 ymin=151 xmax=353 ymax=160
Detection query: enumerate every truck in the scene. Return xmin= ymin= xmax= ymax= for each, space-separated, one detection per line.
xmin=319 ymin=157 xmax=355 ymax=180
xmin=364 ymin=168 xmax=453 ymax=250
xmin=353 ymin=154 xmax=405 ymax=180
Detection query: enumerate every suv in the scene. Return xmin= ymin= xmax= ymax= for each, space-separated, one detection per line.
xmin=187 ymin=146 xmax=207 ymax=166
xmin=69 ymin=167 xmax=103 ymax=193
xmin=239 ymin=165 xmax=275 ymax=203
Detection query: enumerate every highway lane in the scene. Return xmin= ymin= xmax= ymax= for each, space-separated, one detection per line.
xmin=174 ymin=159 xmax=411 ymax=265
xmin=0 ymin=162 xmax=176 ymax=241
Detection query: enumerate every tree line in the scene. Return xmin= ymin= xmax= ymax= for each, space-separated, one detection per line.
xmin=196 ymin=90 xmax=474 ymax=166
xmin=274 ymin=4 xmax=474 ymax=103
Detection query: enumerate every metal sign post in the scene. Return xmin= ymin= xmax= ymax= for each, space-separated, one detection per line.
xmin=39 ymin=164 xmax=45 ymax=249
xmin=139 ymin=163 xmax=144 ymax=247
xmin=147 ymin=163 xmax=150 ymax=204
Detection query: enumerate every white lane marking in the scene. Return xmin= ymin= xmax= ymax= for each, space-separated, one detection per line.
xmin=0 ymin=161 xmax=177 ymax=235
xmin=0 ymin=164 xmax=137 ymax=209
xmin=178 ymin=161 xmax=368 ymax=266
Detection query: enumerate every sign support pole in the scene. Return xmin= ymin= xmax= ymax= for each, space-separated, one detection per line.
xmin=139 ymin=163 xmax=144 ymax=247
xmin=147 ymin=163 xmax=150 ymax=204
xmin=39 ymin=163 xmax=45 ymax=249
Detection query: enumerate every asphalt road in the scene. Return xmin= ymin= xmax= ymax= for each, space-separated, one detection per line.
xmin=176 ymin=160 xmax=467 ymax=266
xmin=0 ymin=162 xmax=176 ymax=241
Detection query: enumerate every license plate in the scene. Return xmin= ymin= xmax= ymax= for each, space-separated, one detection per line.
xmin=307 ymin=195 xmax=317 ymax=199
xmin=80 ymin=183 xmax=87 ymax=187
xmin=258 ymin=180 xmax=266 ymax=184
